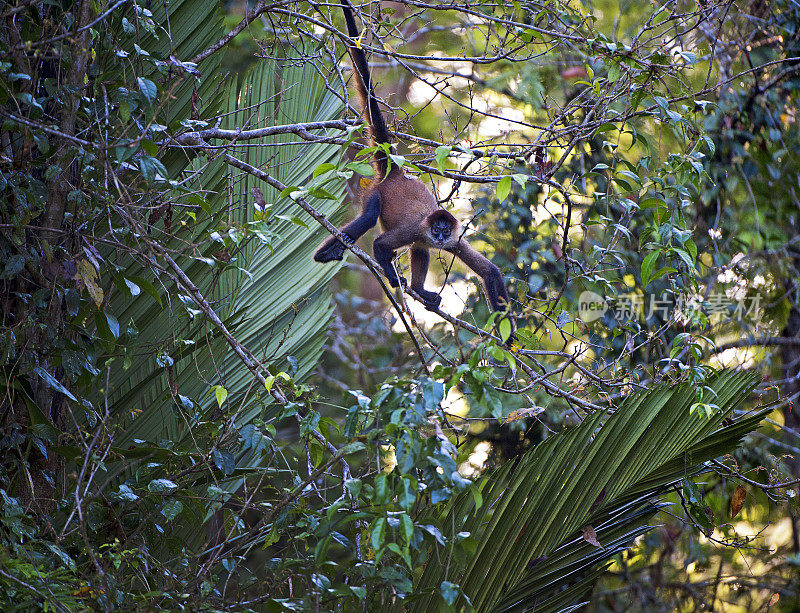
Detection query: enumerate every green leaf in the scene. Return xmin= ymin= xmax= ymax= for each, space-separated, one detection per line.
xmin=471 ymin=484 xmax=483 ymax=510
xmin=19 ymin=383 xmax=60 ymax=440
xmin=673 ymin=248 xmax=696 ymax=271
xmin=308 ymin=186 xmax=337 ymax=200
xmin=434 ymin=145 xmax=452 ymax=173
xmin=639 ymin=197 xmax=665 ymax=209
xmin=650 ymin=266 xmax=675 ymax=283
xmin=341 ymin=441 xmax=366 ymax=455
xmin=213 ymin=385 xmax=228 ymax=408
xmin=103 ymin=41 xmax=348 ymax=546
xmin=279 ymin=185 xmax=300 ymax=199
xmin=400 ymin=513 xmax=414 ymax=542
xmin=685 ymin=238 xmax=698 ymax=260
xmin=410 ymin=372 xmax=763 ymax=612
xmin=496 ymin=175 xmax=512 ymax=202
xmin=512 ymin=173 xmax=528 ymax=187
xmin=148 ymin=478 xmax=178 ymax=494
xmin=374 ymin=473 xmax=388 ymax=503
xmin=123 ymin=277 xmax=141 ymax=296
xmin=126 ymin=275 xmax=162 ymax=307
xmin=312 ymin=162 xmax=336 ymax=178
xmin=631 ymin=87 xmax=647 ymax=112
xmin=95 ymin=311 xmax=117 ymax=342
xmin=45 ymin=543 xmax=76 ymax=572
xmin=105 ymin=312 xmax=120 ymax=339
xmin=138 ymin=155 xmax=168 ymax=183
xmin=640 ymin=251 xmax=659 ymax=288
xmin=616 ymin=169 xmax=641 ymax=186
xmin=213 ymin=448 xmax=236 ymax=475
xmin=275 ymin=214 xmax=310 ymax=228
xmin=371 ymin=517 xmax=387 ymax=550
xmin=310 ymin=439 xmax=323 ymax=467
xmin=141 ymin=138 xmax=158 ymax=156
xmin=114 ymin=484 xmax=139 ymax=503
xmin=345 ymin=161 xmax=375 ymax=176
xmin=0 ymin=255 xmax=25 ymax=280
xmin=161 ymin=499 xmax=183 ymax=522
xmin=607 ymin=62 xmax=621 ymax=83
xmin=499 ymin=318 xmax=512 ymax=343
xmin=441 ymin=581 xmax=459 ymax=605
xmin=388 ymin=153 xmax=406 ymax=170
xmin=137 ymin=77 xmax=157 ymax=103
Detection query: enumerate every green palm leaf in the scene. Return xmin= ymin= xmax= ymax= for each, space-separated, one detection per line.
xmin=205 ymin=58 xmax=347 ymax=426
xmin=105 ymin=11 xmax=346 ymax=450
xmin=410 ymin=371 xmax=764 ymax=612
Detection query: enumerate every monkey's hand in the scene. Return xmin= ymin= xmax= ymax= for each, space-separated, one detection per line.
xmin=387 ymin=273 xmax=407 ymax=289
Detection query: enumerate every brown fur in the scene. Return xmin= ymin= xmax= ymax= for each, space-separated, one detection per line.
xmin=313 ymin=1 xmax=512 ymax=325
xmin=377 ymin=170 xmax=436 ymax=232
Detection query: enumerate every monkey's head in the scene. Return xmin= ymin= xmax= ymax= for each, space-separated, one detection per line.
xmin=425 ymin=209 xmax=460 ymax=248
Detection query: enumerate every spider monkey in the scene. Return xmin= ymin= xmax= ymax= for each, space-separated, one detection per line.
xmin=314 ymin=0 xmax=511 ymax=324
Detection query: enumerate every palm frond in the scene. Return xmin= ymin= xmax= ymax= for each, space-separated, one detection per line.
xmin=410 ymin=371 xmax=764 ymax=612
xmin=105 ymin=11 xmax=346 ymax=449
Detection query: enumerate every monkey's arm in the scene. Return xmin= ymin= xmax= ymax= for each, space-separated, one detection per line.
xmin=410 ymin=247 xmax=442 ymax=311
xmin=314 ymin=191 xmax=381 ymax=262
xmin=449 ymin=242 xmax=510 ymax=312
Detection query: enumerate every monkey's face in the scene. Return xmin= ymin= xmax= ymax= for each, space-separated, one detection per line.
xmin=429 ymin=219 xmax=453 ymax=247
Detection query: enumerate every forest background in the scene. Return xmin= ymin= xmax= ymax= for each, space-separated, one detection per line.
xmin=1 ymin=0 xmax=799 ymax=610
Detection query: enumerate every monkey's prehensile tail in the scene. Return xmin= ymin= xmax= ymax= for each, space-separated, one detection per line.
xmin=341 ymin=0 xmax=391 ymax=178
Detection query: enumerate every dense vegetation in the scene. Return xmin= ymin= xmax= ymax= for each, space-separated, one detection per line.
xmin=1 ymin=0 xmax=798 ymax=610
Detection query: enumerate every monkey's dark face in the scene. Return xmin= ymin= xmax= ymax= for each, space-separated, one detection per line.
xmin=429 ymin=219 xmax=453 ymax=246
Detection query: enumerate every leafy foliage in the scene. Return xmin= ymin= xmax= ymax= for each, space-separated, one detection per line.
xmin=0 ymin=0 xmax=794 ymax=611
xmin=411 ymin=371 xmax=764 ymax=611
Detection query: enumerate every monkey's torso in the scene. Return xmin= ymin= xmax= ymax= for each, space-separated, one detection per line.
xmin=373 ymin=169 xmax=437 ymax=235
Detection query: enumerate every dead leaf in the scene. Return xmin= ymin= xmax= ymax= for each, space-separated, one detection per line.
xmin=590 ymin=488 xmax=607 ymax=513
xmin=561 ymin=66 xmax=588 ymax=80
xmin=167 ymin=364 xmax=177 ymax=397
xmin=730 ymin=485 xmax=746 ymax=518
xmin=75 ymin=259 xmax=104 ymax=307
xmin=768 ymin=593 xmax=779 ymax=606
xmin=582 ymin=525 xmax=601 ymax=547
xmin=82 ymin=244 xmax=103 ymax=270
xmin=213 ymin=249 xmax=232 ymax=263
xmin=505 ymin=407 xmax=543 ymax=423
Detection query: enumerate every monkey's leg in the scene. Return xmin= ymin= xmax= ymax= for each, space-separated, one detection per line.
xmin=313 ymin=192 xmax=380 ymax=262
xmin=373 ymin=228 xmax=417 ymax=288
xmin=410 ymin=248 xmax=442 ymax=311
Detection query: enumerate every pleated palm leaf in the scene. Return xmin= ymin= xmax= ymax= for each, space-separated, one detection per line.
xmin=408 ymin=371 xmax=764 ymax=612
xmin=104 ymin=5 xmax=346 ymax=452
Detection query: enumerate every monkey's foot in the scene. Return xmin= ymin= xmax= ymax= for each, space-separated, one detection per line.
xmin=417 ymin=290 xmax=442 ymax=311
xmin=314 ymin=238 xmax=346 ymax=262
